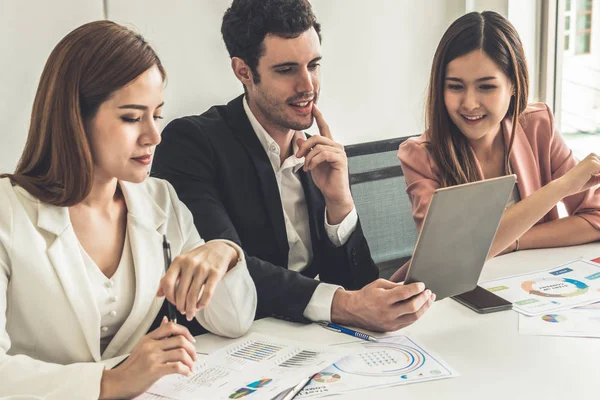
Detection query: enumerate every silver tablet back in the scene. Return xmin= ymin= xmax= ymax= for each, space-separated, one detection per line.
xmin=405 ymin=175 xmax=516 ymax=300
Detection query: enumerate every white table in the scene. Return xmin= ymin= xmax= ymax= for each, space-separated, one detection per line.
xmin=191 ymin=243 xmax=600 ymax=399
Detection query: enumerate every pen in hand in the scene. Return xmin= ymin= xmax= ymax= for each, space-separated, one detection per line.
xmin=162 ymin=235 xmax=178 ymax=323
xmin=111 ymin=236 xmax=184 ymax=372
xmin=318 ymin=322 xmax=378 ymax=342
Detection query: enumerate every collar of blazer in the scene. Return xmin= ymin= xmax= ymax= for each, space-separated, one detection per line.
xmin=224 ymin=95 xmax=329 ymax=266
xmin=501 ymin=113 xmax=539 ymax=200
xmin=465 ymin=113 xmax=534 ymax=201
xmin=32 ymin=180 xmax=168 ymax=360
xmin=225 ymin=95 xmax=290 ymax=262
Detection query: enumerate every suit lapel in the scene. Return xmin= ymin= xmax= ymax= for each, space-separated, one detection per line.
xmin=226 ymin=95 xmax=289 ymax=262
xmin=503 ymin=116 xmax=539 ymax=198
xmin=38 ymin=201 xmax=102 ymax=361
xmin=467 ymin=116 xmax=537 ymax=199
xmin=102 ymin=181 xmax=167 ymax=359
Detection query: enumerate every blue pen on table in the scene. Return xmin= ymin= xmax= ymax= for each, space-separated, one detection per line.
xmin=162 ymin=235 xmax=178 ymax=323
xmin=318 ymin=322 xmax=378 ymax=342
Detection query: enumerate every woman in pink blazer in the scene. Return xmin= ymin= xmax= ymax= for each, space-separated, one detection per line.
xmin=397 ymin=11 xmax=600 ymax=275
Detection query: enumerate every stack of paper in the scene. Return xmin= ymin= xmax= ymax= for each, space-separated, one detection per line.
xmin=480 ymin=259 xmax=600 ymax=338
xmin=143 ymin=333 xmax=347 ymax=400
xmin=480 ymin=260 xmax=600 ymax=316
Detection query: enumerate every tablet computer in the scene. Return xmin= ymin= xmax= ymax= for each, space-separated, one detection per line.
xmin=404 ymin=175 xmax=516 ymax=300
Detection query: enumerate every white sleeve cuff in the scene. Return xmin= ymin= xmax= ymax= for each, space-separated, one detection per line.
xmin=194 ymin=239 xmax=256 ymax=338
xmin=324 ymin=206 xmax=358 ymax=246
xmin=302 ymin=283 xmax=342 ymax=322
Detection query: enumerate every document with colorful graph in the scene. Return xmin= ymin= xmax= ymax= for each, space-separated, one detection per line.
xmin=144 ymin=333 xmax=347 ymax=400
xmin=296 ymin=335 xmax=458 ymax=398
xmin=480 ymin=260 xmax=600 ymax=316
xmin=519 ymin=302 xmax=600 ymax=338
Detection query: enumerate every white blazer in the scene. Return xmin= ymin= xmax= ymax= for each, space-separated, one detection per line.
xmin=0 ymin=177 xmax=257 ymax=399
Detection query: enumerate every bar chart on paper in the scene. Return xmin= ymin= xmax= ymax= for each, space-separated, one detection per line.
xmin=229 ymin=341 xmax=283 ymax=362
xmin=279 ymin=350 xmax=319 ymax=368
xmin=145 ymin=333 xmax=346 ymax=400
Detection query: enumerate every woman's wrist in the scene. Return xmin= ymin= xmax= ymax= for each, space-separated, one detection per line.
xmin=225 ymin=243 xmax=239 ymax=271
xmin=210 ymin=239 xmax=242 ymax=271
xmin=99 ymin=368 xmax=121 ymax=399
xmin=551 ymin=174 xmax=576 ymax=198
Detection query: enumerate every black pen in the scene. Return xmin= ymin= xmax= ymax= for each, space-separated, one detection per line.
xmin=163 ymin=235 xmax=178 ymax=323
xmin=112 ymin=236 xmax=180 ymax=372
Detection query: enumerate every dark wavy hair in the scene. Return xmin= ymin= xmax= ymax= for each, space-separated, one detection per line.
xmin=426 ymin=11 xmax=529 ymax=187
xmin=221 ymin=0 xmax=321 ymax=85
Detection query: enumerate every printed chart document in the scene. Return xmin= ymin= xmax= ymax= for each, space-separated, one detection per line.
xmin=480 ymin=260 xmax=600 ymax=316
xmin=519 ymin=302 xmax=600 ymax=338
xmin=144 ymin=333 xmax=347 ymax=400
xmin=135 ymin=394 xmax=169 ymax=400
xmin=296 ymin=335 xmax=458 ymax=398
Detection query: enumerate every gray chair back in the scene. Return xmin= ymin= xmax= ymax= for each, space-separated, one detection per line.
xmin=346 ymin=137 xmax=419 ymax=278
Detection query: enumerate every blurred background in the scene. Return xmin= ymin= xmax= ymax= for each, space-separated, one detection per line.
xmin=0 ymin=0 xmax=597 ymax=172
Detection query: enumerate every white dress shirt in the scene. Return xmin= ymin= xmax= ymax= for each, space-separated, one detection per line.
xmin=243 ymin=97 xmax=358 ymax=321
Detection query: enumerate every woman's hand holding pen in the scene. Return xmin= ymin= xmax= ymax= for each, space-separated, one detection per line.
xmin=99 ymin=317 xmax=197 ymax=399
xmin=157 ymin=241 xmax=238 ymax=322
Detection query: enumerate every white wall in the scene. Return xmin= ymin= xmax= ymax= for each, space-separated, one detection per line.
xmin=107 ymin=0 xmax=241 ymax=127
xmin=468 ymin=0 xmax=541 ymax=103
xmin=508 ymin=0 xmax=541 ymax=103
xmin=0 ymin=0 xmax=542 ymax=173
xmin=0 ymin=0 xmax=103 ymax=173
xmin=107 ymin=0 xmax=463 ymax=144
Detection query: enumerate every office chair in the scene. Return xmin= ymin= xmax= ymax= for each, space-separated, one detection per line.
xmin=346 ymin=137 xmax=418 ymax=279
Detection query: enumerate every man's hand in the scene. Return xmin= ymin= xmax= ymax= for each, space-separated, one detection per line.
xmin=390 ymin=260 xmax=411 ymax=283
xmin=296 ymin=104 xmax=353 ymax=224
xmin=330 ymin=279 xmax=435 ymax=332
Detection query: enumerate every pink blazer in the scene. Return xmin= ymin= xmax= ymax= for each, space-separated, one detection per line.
xmin=398 ymin=103 xmax=600 ymax=232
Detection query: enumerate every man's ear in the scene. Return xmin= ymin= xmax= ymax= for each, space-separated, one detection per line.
xmin=231 ymin=57 xmax=254 ymax=87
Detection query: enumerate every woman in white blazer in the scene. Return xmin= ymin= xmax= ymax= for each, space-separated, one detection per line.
xmin=0 ymin=21 xmax=257 ymax=399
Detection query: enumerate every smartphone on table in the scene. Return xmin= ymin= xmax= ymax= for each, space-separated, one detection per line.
xmin=452 ymin=285 xmax=512 ymax=314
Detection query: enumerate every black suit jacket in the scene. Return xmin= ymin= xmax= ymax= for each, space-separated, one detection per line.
xmin=151 ymin=95 xmax=378 ymax=324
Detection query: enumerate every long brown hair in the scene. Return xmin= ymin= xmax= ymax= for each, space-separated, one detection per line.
xmin=425 ymin=11 xmax=529 ymax=187
xmin=2 ymin=20 xmax=165 ymax=206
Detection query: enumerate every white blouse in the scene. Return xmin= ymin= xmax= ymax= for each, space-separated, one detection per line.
xmin=0 ymin=177 xmax=257 ymax=400
xmin=79 ymin=232 xmax=135 ymax=355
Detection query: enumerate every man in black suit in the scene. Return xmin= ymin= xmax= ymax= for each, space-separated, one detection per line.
xmin=152 ymin=0 xmax=434 ymax=332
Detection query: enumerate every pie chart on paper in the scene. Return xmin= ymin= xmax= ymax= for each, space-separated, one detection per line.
xmin=541 ymin=314 xmax=567 ymax=323
xmin=313 ymin=372 xmax=341 ymax=383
